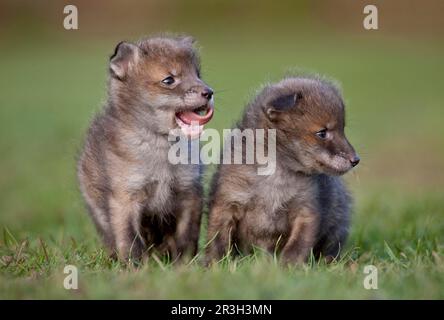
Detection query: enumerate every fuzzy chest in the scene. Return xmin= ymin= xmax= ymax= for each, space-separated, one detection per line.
xmin=236 ymin=170 xmax=316 ymax=250
xmin=128 ymin=162 xmax=199 ymax=213
xmin=254 ymin=170 xmax=314 ymax=213
xmin=117 ymin=133 xmax=198 ymax=210
xmin=237 ymin=206 xmax=289 ymax=253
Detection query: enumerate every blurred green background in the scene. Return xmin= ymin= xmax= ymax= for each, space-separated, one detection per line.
xmin=0 ymin=0 xmax=443 ymax=299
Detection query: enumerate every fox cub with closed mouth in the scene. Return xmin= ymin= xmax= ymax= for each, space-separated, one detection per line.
xmin=77 ymin=36 xmax=214 ymax=262
xmin=206 ymin=76 xmax=359 ymax=265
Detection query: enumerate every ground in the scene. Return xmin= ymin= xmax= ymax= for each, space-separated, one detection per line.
xmin=0 ymin=30 xmax=443 ymax=299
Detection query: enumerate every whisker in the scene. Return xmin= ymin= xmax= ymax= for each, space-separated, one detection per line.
xmin=213 ymin=89 xmax=230 ymax=94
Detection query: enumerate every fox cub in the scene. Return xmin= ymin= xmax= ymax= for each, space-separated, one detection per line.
xmin=206 ymin=76 xmax=359 ymax=264
xmin=78 ymin=36 xmax=214 ymax=262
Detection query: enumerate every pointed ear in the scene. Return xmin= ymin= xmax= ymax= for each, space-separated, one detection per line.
xmin=109 ymin=41 xmax=141 ymax=80
xmin=265 ymin=92 xmax=302 ymax=121
xmin=179 ymin=36 xmax=196 ymax=47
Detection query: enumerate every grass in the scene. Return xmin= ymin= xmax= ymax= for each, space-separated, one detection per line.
xmin=0 ymin=26 xmax=443 ymax=298
xmin=1 ymin=192 xmax=443 ymax=299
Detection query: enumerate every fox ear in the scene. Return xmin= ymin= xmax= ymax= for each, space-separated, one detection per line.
xmin=179 ymin=36 xmax=196 ymax=46
xmin=109 ymin=41 xmax=141 ymax=80
xmin=265 ymin=92 xmax=302 ymax=121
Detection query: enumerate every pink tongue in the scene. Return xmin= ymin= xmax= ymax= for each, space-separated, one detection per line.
xmin=177 ymin=106 xmax=214 ymax=126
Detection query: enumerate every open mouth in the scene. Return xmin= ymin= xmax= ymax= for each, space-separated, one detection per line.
xmin=175 ymin=101 xmax=214 ymax=138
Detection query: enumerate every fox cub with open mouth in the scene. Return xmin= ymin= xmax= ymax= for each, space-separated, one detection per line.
xmin=206 ymin=76 xmax=359 ymax=265
xmin=77 ymin=36 xmax=214 ymax=262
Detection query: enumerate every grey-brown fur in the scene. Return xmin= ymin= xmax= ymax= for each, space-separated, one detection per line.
xmin=206 ymin=76 xmax=359 ymax=264
xmin=77 ymin=36 xmax=213 ymax=262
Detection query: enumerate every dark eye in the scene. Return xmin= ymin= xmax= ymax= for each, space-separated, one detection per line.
xmin=316 ymin=129 xmax=328 ymax=139
xmin=161 ymin=76 xmax=175 ymax=85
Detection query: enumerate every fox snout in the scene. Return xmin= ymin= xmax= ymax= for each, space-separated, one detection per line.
xmin=341 ymin=139 xmax=360 ymax=168
xmin=201 ymin=87 xmax=214 ymax=100
xmin=185 ymin=80 xmax=214 ymax=101
xmin=349 ymin=154 xmax=360 ymax=167
xmin=182 ymin=81 xmax=214 ymax=109
xmin=313 ymin=136 xmax=360 ymax=176
xmin=333 ymin=138 xmax=360 ymax=173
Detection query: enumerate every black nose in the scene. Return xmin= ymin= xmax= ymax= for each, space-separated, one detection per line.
xmin=201 ymin=88 xmax=213 ymax=100
xmin=350 ymin=155 xmax=360 ymax=167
